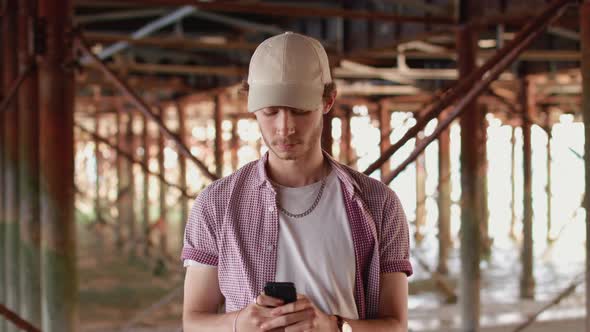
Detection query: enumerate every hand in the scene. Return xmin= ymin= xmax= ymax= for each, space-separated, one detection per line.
xmin=235 ymin=293 xmax=285 ymax=332
xmin=260 ymin=294 xmax=339 ymax=332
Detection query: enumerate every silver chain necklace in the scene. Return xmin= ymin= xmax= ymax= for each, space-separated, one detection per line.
xmin=277 ymin=176 xmax=327 ymax=219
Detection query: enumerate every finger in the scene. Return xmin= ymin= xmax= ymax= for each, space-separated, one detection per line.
xmin=261 ymin=309 xmax=315 ymax=331
xmin=284 ymin=319 xmax=315 ymax=332
xmin=271 ymin=298 xmax=313 ymax=316
xmin=257 ymin=293 xmax=285 ymax=308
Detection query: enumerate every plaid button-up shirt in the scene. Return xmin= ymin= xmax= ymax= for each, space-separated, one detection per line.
xmin=181 ymin=152 xmax=412 ymax=319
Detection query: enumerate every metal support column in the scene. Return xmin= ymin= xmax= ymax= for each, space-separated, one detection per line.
xmin=415 ymin=131 xmax=426 ymax=244
xmin=158 ymin=107 xmax=168 ymax=258
xmin=510 ymin=126 xmax=517 ymax=239
xmin=124 ymin=113 xmax=136 ymax=256
xmin=115 ymin=109 xmax=124 ymax=251
xmin=379 ymin=103 xmax=391 ymax=179
xmin=17 ymin=0 xmax=40 ymax=327
xmin=580 ymin=1 xmax=590 ymax=330
xmin=545 ymin=110 xmax=553 ymax=243
xmin=437 ymin=109 xmax=452 ymax=275
xmin=322 ymin=110 xmax=334 ymax=156
xmin=38 ymin=0 xmax=78 ymax=330
xmin=3 ymin=1 xmax=21 ymax=329
xmin=214 ymin=96 xmax=224 ymax=178
xmin=457 ymin=18 xmax=481 ymax=332
xmin=142 ymin=114 xmax=150 ymax=257
xmin=340 ymin=106 xmax=353 ymax=166
xmin=0 ymin=32 xmax=4 ymax=332
xmin=520 ymin=77 xmax=535 ymax=299
xmin=177 ymin=104 xmax=188 ymax=250
xmin=230 ymin=116 xmax=239 ymax=171
xmin=478 ymin=103 xmax=491 ymax=258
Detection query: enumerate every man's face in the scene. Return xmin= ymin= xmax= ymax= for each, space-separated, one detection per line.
xmin=254 ymin=106 xmax=323 ymax=161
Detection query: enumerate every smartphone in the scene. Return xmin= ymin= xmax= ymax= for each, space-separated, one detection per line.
xmin=264 ymin=281 xmax=297 ymax=304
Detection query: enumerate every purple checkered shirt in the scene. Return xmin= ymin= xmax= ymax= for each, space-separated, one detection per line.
xmin=181 ymin=152 xmax=413 ymax=319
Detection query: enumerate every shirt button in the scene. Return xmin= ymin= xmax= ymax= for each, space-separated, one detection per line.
xmin=268 ymin=206 xmax=275 ymax=212
xmin=267 ymin=244 xmax=274 ymax=252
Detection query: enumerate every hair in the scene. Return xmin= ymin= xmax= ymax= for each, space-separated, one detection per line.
xmin=239 ymin=80 xmax=337 ymax=106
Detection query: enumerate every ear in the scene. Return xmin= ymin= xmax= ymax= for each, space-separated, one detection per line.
xmin=322 ymin=88 xmax=337 ymax=115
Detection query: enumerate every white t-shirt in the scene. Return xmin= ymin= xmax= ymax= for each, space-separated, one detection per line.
xmin=185 ymin=169 xmax=358 ymax=319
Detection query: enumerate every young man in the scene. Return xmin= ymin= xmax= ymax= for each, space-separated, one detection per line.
xmin=182 ymin=32 xmax=412 ymax=332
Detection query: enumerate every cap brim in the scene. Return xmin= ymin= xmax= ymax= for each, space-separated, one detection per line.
xmin=247 ymin=84 xmax=323 ymax=113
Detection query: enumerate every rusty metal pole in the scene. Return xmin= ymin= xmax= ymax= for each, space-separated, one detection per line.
xmin=17 ymin=0 xmax=41 ymax=327
xmin=457 ymin=11 xmax=481 ymax=331
xmin=379 ymin=103 xmax=391 ymax=179
xmin=545 ymin=110 xmax=553 ymax=243
xmin=115 ymin=109 xmax=124 ymax=251
xmin=0 ymin=13 xmax=5 ymax=332
xmin=230 ymin=116 xmax=239 ymax=171
xmin=520 ymin=77 xmax=535 ymax=300
xmin=366 ymin=0 xmax=572 ymax=180
xmin=3 ymin=0 xmax=21 ymax=328
xmin=158 ymin=107 xmax=168 ymax=258
xmin=142 ymin=114 xmax=150 ymax=257
xmin=437 ymin=109 xmax=452 ymax=275
xmin=176 ymin=104 xmax=188 ymax=250
xmin=322 ymin=109 xmax=334 ymax=156
xmin=94 ymin=111 xmax=105 ymax=254
xmin=214 ymin=96 xmax=224 ymax=177
xmin=510 ymin=125 xmax=517 ymax=239
xmin=124 ymin=113 xmax=136 ymax=256
xmin=580 ymin=1 xmax=590 ymax=330
xmin=340 ymin=107 xmax=352 ymax=166
xmin=38 ymin=0 xmax=78 ymax=330
xmin=415 ymin=131 xmax=426 ymax=244
xmin=478 ymin=103 xmax=491 ymax=258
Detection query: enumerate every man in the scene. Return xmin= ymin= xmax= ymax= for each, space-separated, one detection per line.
xmin=182 ymin=31 xmax=412 ymax=332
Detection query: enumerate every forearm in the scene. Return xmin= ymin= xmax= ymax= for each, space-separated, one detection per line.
xmin=346 ymin=317 xmax=406 ymax=332
xmin=183 ymin=310 xmax=238 ymax=332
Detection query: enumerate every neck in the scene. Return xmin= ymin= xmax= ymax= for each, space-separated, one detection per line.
xmin=266 ymin=146 xmax=328 ymax=187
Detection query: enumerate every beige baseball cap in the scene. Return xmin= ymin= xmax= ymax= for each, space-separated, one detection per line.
xmin=247 ymin=32 xmax=332 ymax=113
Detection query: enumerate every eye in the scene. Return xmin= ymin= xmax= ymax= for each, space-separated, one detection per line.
xmin=292 ymin=110 xmax=308 ymax=116
xmin=263 ymin=109 xmax=278 ymax=116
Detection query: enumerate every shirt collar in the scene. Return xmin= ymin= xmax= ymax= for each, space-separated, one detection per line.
xmin=255 ymin=150 xmax=361 ymax=195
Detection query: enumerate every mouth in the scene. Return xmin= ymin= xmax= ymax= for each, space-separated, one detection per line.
xmin=275 ymin=141 xmax=299 ymax=151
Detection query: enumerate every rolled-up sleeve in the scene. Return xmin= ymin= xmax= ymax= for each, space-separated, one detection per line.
xmin=180 ymin=187 xmax=219 ymax=266
xmin=380 ymin=190 xmax=413 ymax=276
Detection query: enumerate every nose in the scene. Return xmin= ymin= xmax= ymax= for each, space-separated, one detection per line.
xmin=276 ymin=109 xmax=295 ymax=137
